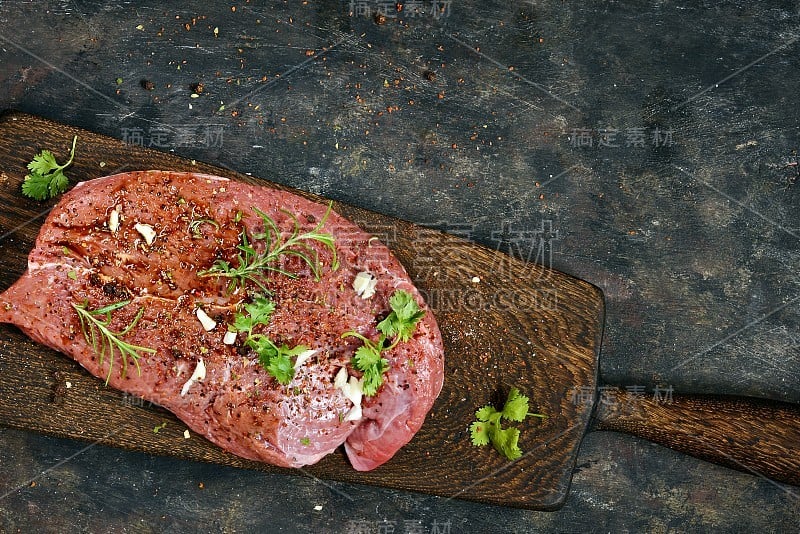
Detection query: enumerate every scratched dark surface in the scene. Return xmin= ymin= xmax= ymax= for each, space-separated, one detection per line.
xmin=0 ymin=1 xmax=798 ymax=532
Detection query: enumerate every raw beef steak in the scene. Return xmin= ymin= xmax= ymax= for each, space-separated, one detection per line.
xmin=0 ymin=170 xmax=444 ymax=470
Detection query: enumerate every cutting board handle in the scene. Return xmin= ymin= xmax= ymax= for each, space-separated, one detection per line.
xmin=593 ymin=388 xmax=800 ymax=486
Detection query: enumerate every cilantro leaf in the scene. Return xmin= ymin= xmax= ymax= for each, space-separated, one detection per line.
xmin=233 ymin=312 xmax=254 ymax=333
xmin=491 ymin=426 xmax=522 ymax=460
xmin=21 ymin=136 xmax=78 ymax=201
xmin=342 ymin=290 xmax=425 ymax=397
xmin=353 ymin=342 xmax=382 ymax=370
xmin=279 ymin=344 xmax=311 ymax=360
xmin=361 ymin=367 xmax=384 ymax=396
xmin=49 ymin=171 xmax=69 ymax=197
xmin=250 ymin=337 xmax=308 ymax=385
xmin=377 ymin=289 xmax=425 ymax=342
xmin=265 ymin=350 xmax=295 ymax=385
xmin=241 ymin=301 xmax=306 ymax=386
xmin=249 ymin=336 xmax=276 ymax=361
xmin=353 ymin=343 xmax=389 ymax=396
xmin=231 ymin=295 xmax=307 ymax=385
xmin=470 ymin=421 xmax=491 ymax=446
xmin=501 ymin=387 xmax=530 ymax=422
xmin=475 ymin=405 xmax=498 ymax=422
xmin=243 ymin=297 xmax=275 ymax=328
xmin=232 ymin=296 xmax=276 ymax=336
xmin=27 ymin=150 xmax=58 ymax=175
xmin=21 ymin=173 xmax=53 ymax=201
xmin=469 ymin=387 xmax=545 ymax=460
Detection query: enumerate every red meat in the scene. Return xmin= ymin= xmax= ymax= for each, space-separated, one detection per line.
xmin=0 ymin=171 xmax=444 ymax=470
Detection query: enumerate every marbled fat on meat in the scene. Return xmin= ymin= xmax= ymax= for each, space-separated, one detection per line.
xmin=0 ymin=171 xmax=444 ymax=470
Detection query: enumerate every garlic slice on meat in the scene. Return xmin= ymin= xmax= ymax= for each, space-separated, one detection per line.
xmin=108 ymin=207 xmax=121 ymax=233
xmin=352 ymin=271 xmax=377 ymax=299
xmin=293 ymin=349 xmax=318 ymax=370
xmin=196 ymin=307 xmax=217 ymax=331
xmin=334 ymin=366 xmax=348 ymax=389
xmin=134 ymin=222 xmax=157 ymax=245
xmin=180 ymin=358 xmax=206 ymax=396
xmin=222 ymin=331 xmax=237 ymax=345
xmin=343 ymin=376 xmax=364 ymax=421
xmin=334 ymin=367 xmax=364 ymax=422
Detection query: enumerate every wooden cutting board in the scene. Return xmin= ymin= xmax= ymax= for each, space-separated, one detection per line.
xmin=0 ymin=111 xmax=603 ymax=510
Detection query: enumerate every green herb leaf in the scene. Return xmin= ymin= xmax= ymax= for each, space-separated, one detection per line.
xmin=491 ymin=426 xmax=522 ymax=460
xmin=21 ymin=172 xmax=54 ymax=201
xmin=232 ymin=296 xmax=276 ymax=335
xmin=475 ymin=405 xmax=498 ymax=422
xmin=470 ymin=420 xmax=491 ymax=446
xmin=353 ymin=342 xmax=383 ymax=370
xmin=300 ymin=437 xmax=311 ymax=446
xmin=232 ymin=296 xmax=306 ymax=385
xmin=501 ymin=387 xmax=530 ymax=422
xmin=22 ymin=136 xmax=78 ymax=201
xmin=341 ymin=290 xmax=424 ymax=397
xmin=248 ymin=336 xmax=307 ymax=385
xmin=341 ymin=331 xmax=389 ymax=397
xmin=265 ymin=351 xmax=295 ymax=385
xmin=353 ymin=344 xmax=389 ymax=396
xmin=232 ymin=312 xmax=253 ymax=334
xmin=469 ymin=388 xmax=545 ymax=460
xmin=245 ymin=297 xmax=276 ymax=326
xmin=188 ymin=217 xmax=220 ymax=237
xmin=377 ymin=289 xmax=425 ymax=342
xmin=27 ymin=149 xmax=58 ymax=175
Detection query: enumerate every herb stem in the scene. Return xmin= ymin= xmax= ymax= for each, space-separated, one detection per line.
xmin=72 ymin=299 xmax=156 ymax=384
xmin=63 ymin=135 xmax=78 ymax=169
xmin=198 ymin=202 xmax=339 ymax=293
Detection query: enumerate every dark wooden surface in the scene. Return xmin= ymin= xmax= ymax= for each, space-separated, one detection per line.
xmin=0 ymin=112 xmax=604 ymax=510
xmin=593 ymin=388 xmax=800 ymax=486
xmin=0 ymin=1 xmax=798 ymax=531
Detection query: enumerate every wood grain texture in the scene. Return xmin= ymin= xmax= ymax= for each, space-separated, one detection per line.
xmin=0 ymin=111 xmax=604 ymax=510
xmin=594 ymin=388 xmax=800 ymax=486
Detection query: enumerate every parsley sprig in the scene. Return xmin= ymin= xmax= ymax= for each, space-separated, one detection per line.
xmin=342 ymin=290 xmax=425 ymax=396
xmin=22 ymin=135 xmax=78 ymax=200
xmin=230 ymin=296 xmax=309 ymax=385
xmin=199 ymin=203 xmax=339 ymax=293
xmin=72 ymin=299 xmax=156 ymax=384
xmin=470 ymin=388 xmax=546 ymax=460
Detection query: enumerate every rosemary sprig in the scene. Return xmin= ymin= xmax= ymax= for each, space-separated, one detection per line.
xmin=198 ymin=202 xmax=339 ymax=293
xmin=72 ymin=299 xmax=156 ymax=384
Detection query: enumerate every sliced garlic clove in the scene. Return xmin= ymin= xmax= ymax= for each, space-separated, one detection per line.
xmin=134 ymin=222 xmax=157 ymax=245
xmin=180 ymin=358 xmax=206 ymax=396
xmin=108 ymin=207 xmax=121 ymax=233
xmin=352 ymin=271 xmax=377 ymax=299
xmin=222 ymin=331 xmax=237 ymax=345
xmin=195 ymin=307 xmax=217 ymax=331
xmin=293 ymin=349 xmax=318 ymax=370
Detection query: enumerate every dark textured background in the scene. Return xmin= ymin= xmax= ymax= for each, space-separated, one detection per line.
xmin=0 ymin=1 xmax=798 ymax=531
